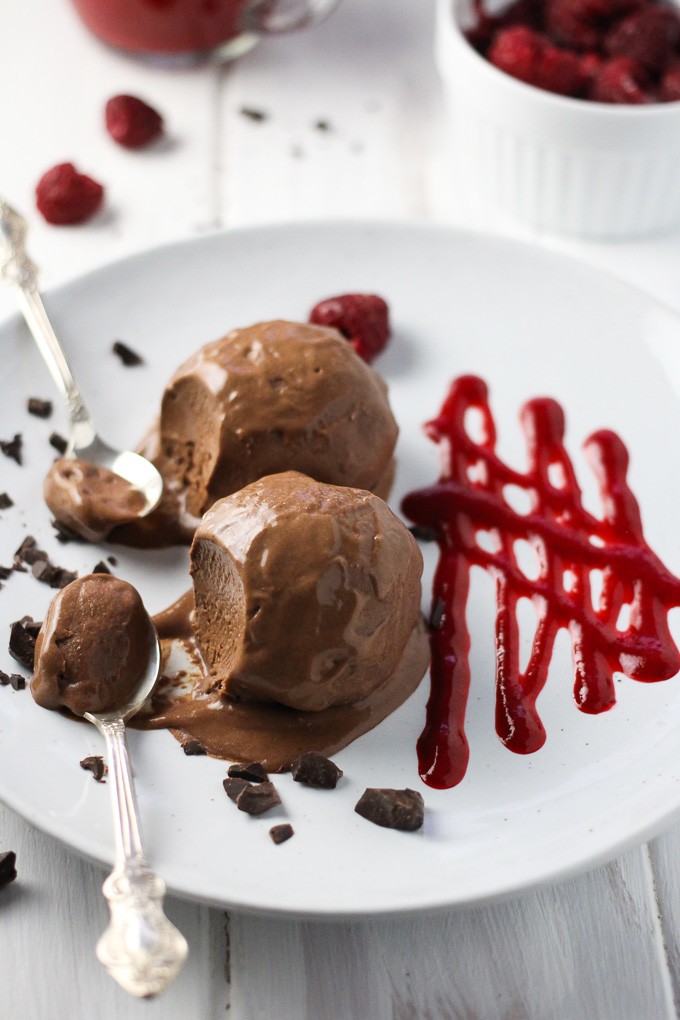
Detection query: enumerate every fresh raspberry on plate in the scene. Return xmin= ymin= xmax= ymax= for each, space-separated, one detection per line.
xmin=105 ymin=94 xmax=164 ymax=149
xmin=35 ymin=163 xmax=104 ymax=225
xmin=309 ymin=294 xmax=390 ymax=363
xmin=604 ymin=6 xmax=680 ymax=71
xmin=589 ymin=55 xmax=651 ymax=101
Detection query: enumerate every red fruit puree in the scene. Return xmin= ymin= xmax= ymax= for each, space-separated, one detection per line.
xmin=402 ymin=376 xmax=680 ymax=789
xmin=71 ymin=0 xmax=250 ymax=54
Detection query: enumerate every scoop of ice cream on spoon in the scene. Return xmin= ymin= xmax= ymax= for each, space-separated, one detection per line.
xmin=0 ymin=199 xmax=163 ymax=540
xmin=31 ymin=574 xmax=187 ymax=997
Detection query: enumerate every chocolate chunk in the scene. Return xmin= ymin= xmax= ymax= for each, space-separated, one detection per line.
xmin=240 ymin=106 xmax=268 ymax=122
xmin=429 ymin=598 xmax=445 ymax=631
xmin=355 ymin=788 xmax=424 ymax=831
xmin=92 ymin=560 xmax=111 ymax=575
xmin=49 ymin=432 xmax=68 ymax=455
xmin=112 ymin=341 xmax=143 ymax=367
xmin=182 ymin=738 xmax=206 ymax=756
xmin=227 ymin=761 xmax=268 ymax=783
xmin=408 ymin=525 xmax=438 ymax=543
xmin=107 ymin=556 xmax=118 ymax=566
xmin=14 ymin=538 xmax=76 ymax=589
xmin=235 ymin=781 xmax=281 ymax=816
xmin=80 ymin=755 xmax=108 ymax=782
xmin=269 ymin=823 xmax=294 ymax=845
xmin=27 ymin=398 xmax=53 ymax=419
xmin=0 ymin=434 xmax=22 ymax=465
xmin=223 ymin=777 xmax=250 ymax=803
xmin=15 ymin=536 xmax=45 ymax=566
xmin=0 ymin=493 xmax=13 ymax=510
xmin=291 ymin=752 xmax=343 ymax=789
xmin=8 ymin=616 xmax=41 ymax=669
xmin=0 ymin=851 xmax=17 ymax=890
xmin=0 ymin=671 xmax=25 ymax=689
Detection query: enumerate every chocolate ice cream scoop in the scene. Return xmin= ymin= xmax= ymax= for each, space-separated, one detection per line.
xmin=190 ymin=470 xmax=427 ymax=712
xmin=145 ymin=320 xmax=398 ymax=536
xmin=31 ymin=573 xmax=155 ymax=715
xmin=44 ymin=458 xmax=147 ymax=542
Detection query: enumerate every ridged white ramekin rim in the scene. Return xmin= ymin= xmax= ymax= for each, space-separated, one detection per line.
xmin=436 ymin=0 xmax=680 ymax=238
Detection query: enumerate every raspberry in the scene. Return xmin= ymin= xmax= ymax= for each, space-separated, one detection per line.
xmin=604 ymin=6 xmax=680 ymax=71
xmin=545 ymin=0 xmax=638 ymax=51
xmin=660 ymin=62 xmax=680 ymax=99
xmin=309 ymin=294 xmax=390 ymax=363
xmin=589 ymin=55 xmax=651 ymax=101
xmin=35 ymin=163 xmax=104 ymax=225
xmin=105 ymin=95 xmax=164 ymax=149
xmin=489 ymin=26 xmax=590 ymax=95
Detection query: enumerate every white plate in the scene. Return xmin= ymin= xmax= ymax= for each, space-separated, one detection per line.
xmin=2 ymin=222 xmax=680 ymax=918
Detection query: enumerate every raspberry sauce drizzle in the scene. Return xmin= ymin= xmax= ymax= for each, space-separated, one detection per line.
xmin=402 ymin=376 xmax=680 ymax=790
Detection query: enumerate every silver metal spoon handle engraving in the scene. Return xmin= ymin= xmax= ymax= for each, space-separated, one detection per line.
xmin=88 ymin=714 xmax=188 ymax=998
xmin=0 ymin=199 xmax=95 ymax=448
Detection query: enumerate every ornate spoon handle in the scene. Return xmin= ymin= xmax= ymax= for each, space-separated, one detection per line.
xmin=88 ymin=714 xmax=188 ymax=997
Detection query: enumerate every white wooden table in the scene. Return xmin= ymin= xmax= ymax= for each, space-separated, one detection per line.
xmin=2 ymin=1 xmax=680 ymax=1017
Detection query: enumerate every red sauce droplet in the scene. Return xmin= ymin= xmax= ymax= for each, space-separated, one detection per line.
xmin=402 ymin=376 xmax=680 ymax=789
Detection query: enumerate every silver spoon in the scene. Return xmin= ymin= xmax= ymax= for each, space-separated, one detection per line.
xmin=84 ymin=625 xmax=188 ymax=997
xmin=0 ymin=199 xmax=163 ymax=516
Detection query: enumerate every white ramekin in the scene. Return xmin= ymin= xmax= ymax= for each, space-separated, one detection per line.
xmin=436 ymin=0 xmax=680 ymax=239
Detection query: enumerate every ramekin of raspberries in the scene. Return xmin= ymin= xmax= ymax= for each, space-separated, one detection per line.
xmin=435 ymin=0 xmax=680 ymax=237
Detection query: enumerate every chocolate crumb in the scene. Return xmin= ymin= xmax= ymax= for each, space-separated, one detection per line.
xmin=408 ymin=525 xmax=438 ymax=543
xmin=112 ymin=340 xmax=144 ymax=367
xmin=0 ymin=851 xmax=17 ymax=890
xmin=223 ymin=777 xmax=250 ymax=803
xmin=80 ymin=755 xmax=108 ymax=782
xmin=49 ymin=432 xmax=68 ymax=455
xmin=429 ymin=598 xmax=445 ymax=631
xmin=0 ymin=671 xmax=26 ymax=689
xmin=235 ymin=781 xmax=281 ymax=816
xmin=355 ymin=788 xmax=424 ymax=831
xmin=182 ymin=738 xmax=207 ymax=756
xmin=0 ymin=434 xmax=22 ymax=465
xmin=291 ymin=752 xmax=343 ymax=790
xmin=107 ymin=556 xmax=117 ymax=566
xmin=8 ymin=616 xmax=41 ymax=669
xmin=240 ymin=106 xmax=268 ymax=122
xmin=27 ymin=398 xmax=53 ymax=419
xmin=314 ymin=119 xmax=332 ymax=132
xmin=92 ymin=560 xmax=111 ymax=575
xmin=227 ymin=761 xmax=268 ymax=783
xmin=269 ymin=823 xmax=294 ymax=845
xmin=0 ymin=493 xmax=13 ymax=510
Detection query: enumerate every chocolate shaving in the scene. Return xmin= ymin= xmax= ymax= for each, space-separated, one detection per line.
xmin=408 ymin=525 xmax=438 ymax=543
xmin=0 ymin=434 xmax=22 ymax=465
xmin=0 ymin=851 xmax=17 ymax=890
xmin=227 ymin=761 xmax=268 ymax=783
xmin=49 ymin=432 xmax=68 ymax=455
xmin=354 ymin=788 xmax=424 ymax=831
xmin=429 ymin=598 xmax=445 ymax=631
xmin=223 ymin=777 xmax=281 ymax=815
xmin=0 ymin=493 xmax=13 ymax=510
xmin=291 ymin=752 xmax=343 ymax=790
xmin=112 ymin=341 xmax=143 ymax=367
xmin=80 ymin=755 xmax=108 ymax=782
xmin=92 ymin=560 xmax=111 ymax=575
xmin=182 ymin=738 xmax=207 ymax=756
xmin=27 ymin=398 xmax=53 ymax=419
xmin=8 ymin=616 xmax=41 ymax=669
xmin=14 ymin=536 xmax=76 ymax=589
xmin=0 ymin=671 xmax=26 ymax=690
xmin=269 ymin=823 xmax=294 ymax=845
xmin=240 ymin=106 xmax=268 ymax=122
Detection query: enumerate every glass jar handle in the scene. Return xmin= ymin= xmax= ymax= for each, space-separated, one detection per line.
xmin=244 ymin=0 xmax=341 ymax=34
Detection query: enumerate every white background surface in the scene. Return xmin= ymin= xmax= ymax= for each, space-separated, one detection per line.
xmin=3 ymin=0 xmax=680 ymax=1017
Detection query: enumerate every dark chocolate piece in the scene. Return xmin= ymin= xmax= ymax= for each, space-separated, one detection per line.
xmin=107 ymin=556 xmax=118 ymax=566
xmin=0 ymin=493 xmax=13 ymax=510
xmin=27 ymin=398 xmax=53 ymax=419
xmin=269 ymin=823 xmax=294 ymax=845
xmin=8 ymin=616 xmax=41 ymax=669
xmin=14 ymin=536 xmax=45 ymax=566
xmin=0 ymin=671 xmax=25 ymax=689
xmin=408 ymin=525 xmax=438 ymax=543
xmin=182 ymin=738 xmax=207 ymax=756
xmin=429 ymin=598 xmax=445 ymax=631
xmin=354 ymin=788 xmax=424 ymax=831
xmin=92 ymin=560 xmax=111 ymax=575
xmin=291 ymin=752 xmax=343 ymax=789
xmin=240 ymin=106 xmax=268 ymax=122
xmin=49 ymin=432 xmax=68 ymax=455
xmin=235 ymin=781 xmax=281 ymax=816
xmin=227 ymin=761 xmax=268 ymax=783
xmin=0 ymin=851 xmax=17 ymax=890
xmin=80 ymin=755 xmax=108 ymax=782
xmin=112 ymin=341 xmax=143 ymax=367
xmin=0 ymin=434 xmax=22 ymax=465
xmin=14 ymin=537 xmax=76 ymax=589
xmin=223 ymin=777 xmax=250 ymax=803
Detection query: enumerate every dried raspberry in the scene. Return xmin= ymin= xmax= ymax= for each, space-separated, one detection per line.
xmin=545 ymin=0 xmax=638 ymax=51
xmin=309 ymin=294 xmax=390 ymax=363
xmin=105 ymin=95 xmax=164 ymax=149
xmin=35 ymin=163 xmax=104 ymax=225
xmin=604 ymin=6 xmax=680 ymax=71
xmin=660 ymin=62 xmax=680 ymax=100
xmin=590 ymin=55 xmax=651 ymax=101
xmin=489 ymin=26 xmax=590 ymax=95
